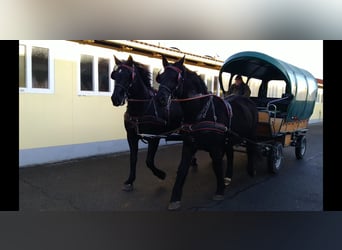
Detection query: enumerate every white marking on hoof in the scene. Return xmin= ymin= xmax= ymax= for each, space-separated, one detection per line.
xmin=168 ymin=201 xmax=181 ymax=210
xmin=224 ymin=177 xmax=231 ymax=186
xmin=122 ymin=184 xmax=133 ymax=192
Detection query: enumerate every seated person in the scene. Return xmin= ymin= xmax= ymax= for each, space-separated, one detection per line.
xmin=226 ymin=75 xmax=251 ymax=97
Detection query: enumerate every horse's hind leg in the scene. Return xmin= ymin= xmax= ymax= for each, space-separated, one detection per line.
xmin=146 ymin=138 xmax=166 ymax=180
xmin=190 ymin=152 xmax=198 ymax=172
xmin=209 ymin=149 xmax=225 ymax=200
xmin=224 ymin=143 xmax=234 ymax=186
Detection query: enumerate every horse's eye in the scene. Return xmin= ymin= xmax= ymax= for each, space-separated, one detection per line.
xmin=118 ymin=69 xmax=122 ymax=73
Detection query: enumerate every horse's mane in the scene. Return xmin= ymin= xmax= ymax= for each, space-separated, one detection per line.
xmin=130 ymin=60 xmax=153 ymax=90
xmin=184 ymin=67 xmax=209 ymax=94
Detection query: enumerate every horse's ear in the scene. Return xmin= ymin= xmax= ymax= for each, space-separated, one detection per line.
xmin=127 ymin=55 xmax=133 ymax=64
xmin=162 ymin=55 xmax=169 ymax=67
xmin=114 ymin=55 xmax=121 ymax=65
xmin=179 ymin=55 xmax=185 ymax=65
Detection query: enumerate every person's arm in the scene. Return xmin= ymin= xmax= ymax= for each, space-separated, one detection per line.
xmin=227 ymin=84 xmax=234 ymax=95
xmin=244 ymin=84 xmax=251 ymax=97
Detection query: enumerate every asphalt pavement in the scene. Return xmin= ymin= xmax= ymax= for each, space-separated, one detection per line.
xmin=19 ymin=122 xmax=323 ymax=211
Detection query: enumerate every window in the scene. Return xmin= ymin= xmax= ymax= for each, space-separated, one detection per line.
xmin=19 ymin=41 xmax=54 ymax=93
xmin=213 ymin=76 xmax=219 ymax=96
xmin=207 ymin=75 xmax=213 ymax=93
xmin=247 ymin=78 xmax=262 ymax=97
xmin=80 ymin=54 xmax=94 ymax=91
xmin=98 ymin=57 xmax=110 ymax=92
xmin=32 ymin=46 xmax=49 ymax=88
xmin=79 ymin=53 xmax=112 ymax=95
xmin=19 ymin=45 xmax=26 ymax=88
xmin=152 ymin=67 xmax=160 ymax=90
xmin=267 ymin=80 xmax=286 ymax=98
xmin=220 ymin=72 xmax=231 ymax=93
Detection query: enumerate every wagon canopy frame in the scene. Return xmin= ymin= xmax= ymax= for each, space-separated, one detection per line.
xmin=218 ymin=51 xmax=318 ymax=121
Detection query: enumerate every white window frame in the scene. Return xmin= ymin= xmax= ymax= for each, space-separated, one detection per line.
xmin=19 ymin=40 xmax=55 ymax=94
xmin=77 ymin=45 xmax=114 ymax=96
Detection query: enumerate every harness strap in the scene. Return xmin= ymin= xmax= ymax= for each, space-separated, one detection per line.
xmin=120 ymin=64 xmax=135 ymax=81
xmin=181 ymin=121 xmax=228 ymax=135
xmin=197 ymin=95 xmax=215 ymax=121
xmin=223 ymin=99 xmax=233 ymax=130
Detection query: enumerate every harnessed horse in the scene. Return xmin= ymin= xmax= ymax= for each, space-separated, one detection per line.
xmin=156 ymin=55 xmax=258 ymax=210
xmin=111 ymin=55 xmax=196 ymax=191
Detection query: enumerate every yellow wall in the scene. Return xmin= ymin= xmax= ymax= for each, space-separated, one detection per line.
xmin=19 ymin=57 xmax=127 ymax=150
xmin=19 ymin=40 xmax=323 ymax=153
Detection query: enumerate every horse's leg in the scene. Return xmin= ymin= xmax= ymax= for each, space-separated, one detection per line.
xmin=224 ymin=143 xmax=234 ymax=186
xmin=145 ymin=137 xmax=166 ymax=180
xmin=122 ymin=131 xmax=139 ymax=191
xmin=168 ymin=142 xmax=195 ymax=210
xmin=246 ymin=141 xmax=256 ymax=177
xmin=209 ymin=149 xmax=225 ymax=200
xmin=190 ymin=151 xmax=198 ymax=172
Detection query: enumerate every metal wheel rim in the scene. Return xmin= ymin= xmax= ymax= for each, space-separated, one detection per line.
xmin=298 ymin=138 xmax=306 ymax=155
xmin=274 ymin=145 xmax=282 ymax=170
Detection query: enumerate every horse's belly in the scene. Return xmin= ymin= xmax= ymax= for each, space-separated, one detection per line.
xmin=186 ymin=133 xmax=226 ymax=151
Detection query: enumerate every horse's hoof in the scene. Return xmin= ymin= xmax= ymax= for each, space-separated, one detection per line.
xmin=190 ymin=159 xmax=198 ymax=168
xmin=190 ymin=163 xmax=198 ymax=172
xmin=248 ymin=169 xmax=256 ymax=177
xmin=224 ymin=177 xmax=231 ymax=186
xmin=122 ymin=184 xmax=134 ymax=192
xmin=212 ymin=194 xmax=224 ymax=201
xmin=168 ymin=201 xmax=181 ymax=210
xmin=157 ymin=171 xmax=166 ymax=180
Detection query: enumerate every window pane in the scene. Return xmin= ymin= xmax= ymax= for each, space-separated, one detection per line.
xmin=267 ymin=80 xmax=286 ymax=98
xmin=200 ymin=74 xmax=205 ymax=82
xmin=19 ymin=44 xmax=26 ymax=88
xmin=81 ymin=54 xmax=93 ymax=91
xmin=32 ymin=46 xmax=49 ymax=88
xmin=207 ymin=76 xmax=212 ymax=93
xmin=220 ymin=72 xmax=231 ymax=93
xmin=248 ymin=78 xmax=262 ymax=97
xmin=152 ymin=67 xmax=160 ymax=90
xmin=213 ymin=76 xmax=219 ymax=95
xmin=98 ymin=57 xmax=109 ymax=92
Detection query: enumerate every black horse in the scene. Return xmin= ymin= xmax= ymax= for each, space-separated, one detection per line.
xmin=156 ymin=55 xmax=258 ymax=210
xmin=111 ymin=55 xmax=196 ymax=191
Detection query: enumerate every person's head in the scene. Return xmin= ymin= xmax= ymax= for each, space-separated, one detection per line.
xmin=234 ymin=75 xmax=243 ymax=85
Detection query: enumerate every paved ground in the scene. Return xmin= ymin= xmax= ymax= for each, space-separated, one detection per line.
xmin=19 ymin=122 xmax=323 ymax=211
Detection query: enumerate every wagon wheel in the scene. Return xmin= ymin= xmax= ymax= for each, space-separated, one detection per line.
xmin=295 ymin=135 xmax=307 ymax=160
xmin=267 ymin=142 xmax=283 ymax=174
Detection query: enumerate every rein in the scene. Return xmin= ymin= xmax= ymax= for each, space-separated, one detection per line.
xmin=119 ymin=64 xmax=136 ymax=81
xmin=158 ymin=65 xmax=184 ymax=97
xmin=171 ymin=94 xmax=234 ymax=136
xmin=116 ymin=63 xmax=170 ymax=136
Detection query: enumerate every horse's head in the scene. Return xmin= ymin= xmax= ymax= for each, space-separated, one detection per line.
xmin=156 ymin=55 xmax=185 ymax=107
xmin=110 ymin=55 xmax=136 ymax=106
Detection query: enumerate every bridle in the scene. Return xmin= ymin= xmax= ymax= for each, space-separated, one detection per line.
xmin=114 ymin=64 xmax=136 ymax=97
xmin=157 ymin=65 xmax=184 ymax=97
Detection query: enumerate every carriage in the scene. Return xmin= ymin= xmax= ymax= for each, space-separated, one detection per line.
xmin=112 ymin=52 xmax=318 ymax=210
xmin=218 ymin=51 xmax=318 ymax=174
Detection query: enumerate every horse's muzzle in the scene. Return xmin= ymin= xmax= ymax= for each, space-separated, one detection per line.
xmin=111 ymin=95 xmax=124 ymax=106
